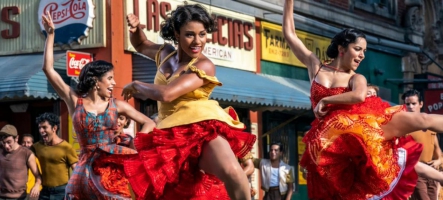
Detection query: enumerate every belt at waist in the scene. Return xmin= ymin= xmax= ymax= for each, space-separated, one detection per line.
xmin=42 ymin=184 xmax=67 ymax=189
xmin=268 ymin=186 xmax=279 ymax=191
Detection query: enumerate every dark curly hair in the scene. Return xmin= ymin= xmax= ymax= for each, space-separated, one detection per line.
xmin=36 ymin=112 xmax=60 ymax=132
xmin=160 ymin=2 xmax=217 ymax=44
xmin=402 ymin=89 xmax=422 ymax=102
xmin=326 ymin=28 xmax=366 ymax=58
xmin=76 ymin=60 xmax=114 ymax=95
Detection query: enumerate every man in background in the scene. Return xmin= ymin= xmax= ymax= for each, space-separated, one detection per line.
xmin=22 ymin=134 xmax=42 ymax=198
xmin=0 ymin=125 xmax=41 ymax=200
xmin=404 ymin=90 xmax=442 ymax=200
xmin=254 ymin=142 xmax=294 ymax=200
xmin=32 ymin=113 xmax=78 ymax=200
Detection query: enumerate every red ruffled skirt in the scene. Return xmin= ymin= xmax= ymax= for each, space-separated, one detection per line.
xmin=301 ymin=97 xmax=423 ymax=200
xmin=124 ymin=120 xmax=256 ymax=200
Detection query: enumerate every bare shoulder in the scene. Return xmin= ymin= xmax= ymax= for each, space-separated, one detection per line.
xmin=352 ymin=73 xmax=367 ymax=82
xmin=192 ymin=57 xmax=215 ymax=76
xmin=114 ymin=99 xmax=131 ymax=110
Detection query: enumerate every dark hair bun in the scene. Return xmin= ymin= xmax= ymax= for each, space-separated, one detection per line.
xmin=326 ymin=28 xmax=366 ymax=59
xmin=76 ymin=60 xmax=114 ymax=95
xmin=160 ymin=3 xmax=217 ymax=43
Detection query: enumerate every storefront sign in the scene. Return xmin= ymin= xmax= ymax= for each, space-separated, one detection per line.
xmin=0 ymin=0 xmax=106 ymax=55
xmin=68 ymin=115 xmax=81 ymax=155
xmin=297 ymin=134 xmax=306 ymax=185
xmin=261 ymin=21 xmax=330 ymax=68
xmin=38 ymin=0 xmax=95 ymax=45
xmin=427 ymin=74 xmax=443 ymax=89
xmin=125 ymin=0 xmax=256 ymax=71
xmin=424 ymin=90 xmax=443 ymax=114
xmin=66 ymin=50 xmax=93 ymax=77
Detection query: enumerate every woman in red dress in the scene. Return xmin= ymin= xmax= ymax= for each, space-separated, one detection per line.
xmin=283 ymin=0 xmax=443 ymax=199
xmin=122 ymin=3 xmax=256 ymax=200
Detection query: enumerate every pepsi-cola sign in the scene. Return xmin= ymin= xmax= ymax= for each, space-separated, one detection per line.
xmin=38 ymin=0 xmax=95 ymax=45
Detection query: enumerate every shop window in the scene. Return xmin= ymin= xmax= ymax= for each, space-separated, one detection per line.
xmin=354 ymin=0 xmax=397 ymax=18
xmin=140 ymin=99 xmax=158 ymax=120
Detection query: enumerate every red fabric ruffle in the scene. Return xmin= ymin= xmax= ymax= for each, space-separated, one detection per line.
xmin=378 ymin=136 xmax=422 ymax=200
xmin=302 ymin=95 xmax=422 ymax=200
xmin=124 ymin=120 xmax=256 ymax=200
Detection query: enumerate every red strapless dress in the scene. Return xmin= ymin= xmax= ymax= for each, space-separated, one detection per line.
xmin=300 ymin=81 xmax=422 ymax=200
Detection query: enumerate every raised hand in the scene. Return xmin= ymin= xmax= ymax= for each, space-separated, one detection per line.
xmin=121 ymin=82 xmax=139 ymax=101
xmin=126 ymin=13 xmax=140 ymax=33
xmin=42 ymin=11 xmax=55 ymax=34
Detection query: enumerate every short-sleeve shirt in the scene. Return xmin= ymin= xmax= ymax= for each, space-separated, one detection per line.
xmin=31 ymin=140 xmax=78 ymax=187
xmin=0 ymin=146 xmax=32 ymax=198
xmin=253 ymin=158 xmax=294 ymax=184
xmin=408 ymin=130 xmax=437 ymax=162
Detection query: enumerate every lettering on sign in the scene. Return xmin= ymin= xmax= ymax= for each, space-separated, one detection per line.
xmin=424 ymin=90 xmax=443 ymax=115
xmin=261 ymin=21 xmax=330 ymax=67
xmin=203 ymin=45 xmax=233 ymax=61
xmin=66 ymin=50 xmax=93 ymax=77
xmin=427 ymin=75 xmax=443 ymax=89
xmin=141 ymin=1 xmax=253 ymax=51
xmin=1 ymin=6 xmax=20 ymax=39
xmin=127 ymin=0 xmax=256 ymax=71
xmin=38 ymin=0 xmax=95 ymax=45
xmin=44 ymin=0 xmax=87 ymax=23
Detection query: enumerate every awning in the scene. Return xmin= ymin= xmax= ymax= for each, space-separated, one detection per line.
xmin=212 ymin=67 xmax=311 ymax=109
xmin=259 ymin=74 xmax=311 ymax=97
xmin=260 ymin=74 xmax=398 ymax=106
xmin=0 ymin=53 xmax=68 ymax=100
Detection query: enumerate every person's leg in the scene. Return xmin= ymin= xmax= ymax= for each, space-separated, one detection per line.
xmin=410 ymin=175 xmax=430 ymax=200
xmin=51 ymin=185 xmax=66 ymax=200
xmin=199 ymin=136 xmax=250 ymax=200
xmin=382 ymin=112 xmax=443 ymax=140
xmin=280 ymin=193 xmax=287 ymax=200
xmin=38 ymin=188 xmax=49 ymax=200
xmin=427 ymin=178 xmax=438 ymax=200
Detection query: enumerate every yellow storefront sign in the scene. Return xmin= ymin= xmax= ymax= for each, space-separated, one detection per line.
xmin=297 ymin=135 xmax=306 ymax=185
xmin=261 ymin=21 xmax=331 ymax=67
xmin=68 ymin=115 xmax=81 ymax=155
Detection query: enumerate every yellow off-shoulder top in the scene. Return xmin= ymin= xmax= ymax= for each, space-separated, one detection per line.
xmin=154 ymin=45 xmax=245 ymax=130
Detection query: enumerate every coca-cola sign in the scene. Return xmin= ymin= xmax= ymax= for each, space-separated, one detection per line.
xmin=38 ymin=0 xmax=95 ymax=45
xmin=66 ymin=50 xmax=92 ymax=77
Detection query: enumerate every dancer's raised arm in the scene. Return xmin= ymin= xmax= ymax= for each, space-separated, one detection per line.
xmin=42 ymin=11 xmax=77 ymax=111
xmin=283 ymin=0 xmax=321 ymax=81
xmin=127 ymin=14 xmax=174 ymax=59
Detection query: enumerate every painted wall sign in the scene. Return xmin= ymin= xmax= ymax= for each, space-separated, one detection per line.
xmin=261 ymin=21 xmax=331 ymax=68
xmin=124 ymin=0 xmax=257 ymax=71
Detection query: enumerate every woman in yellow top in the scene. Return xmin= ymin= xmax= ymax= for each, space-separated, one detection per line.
xmin=122 ymin=3 xmax=256 ymax=200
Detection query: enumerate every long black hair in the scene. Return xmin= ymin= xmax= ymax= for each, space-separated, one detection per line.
xmin=326 ymin=28 xmax=366 ymax=58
